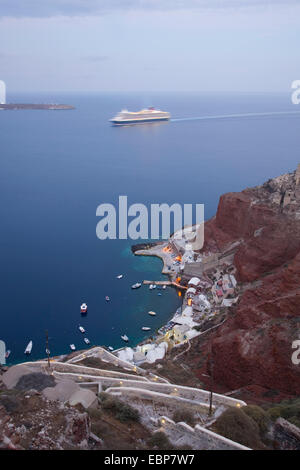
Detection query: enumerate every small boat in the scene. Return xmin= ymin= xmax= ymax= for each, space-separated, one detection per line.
xmin=24 ymin=341 xmax=33 ymax=355
xmin=45 ymin=348 xmax=50 ymax=356
xmin=148 ymin=311 xmax=156 ymax=316
xmin=108 ymin=346 xmax=114 ymax=351
xmin=142 ymin=327 xmax=151 ymax=331
xmin=131 ymin=283 xmax=141 ymax=289
xmin=162 ymin=285 xmax=166 ymax=290
xmin=79 ymin=326 xmax=85 ymax=333
xmin=70 ymin=344 xmax=76 ymax=351
xmin=5 ymin=350 xmax=11 ymax=359
xmin=116 ymin=274 xmax=123 ymax=279
xmin=121 ymin=334 xmax=129 ymax=342
xmin=80 ymin=303 xmax=88 ymax=314
xmin=105 ymin=296 xmax=110 ymax=301
xmin=84 ymin=338 xmax=90 ymax=345
xmin=157 ymin=293 xmax=162 ymax=296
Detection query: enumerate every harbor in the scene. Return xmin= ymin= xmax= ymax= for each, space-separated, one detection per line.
xmin=1 ymin=227 xmax=238 ymax=368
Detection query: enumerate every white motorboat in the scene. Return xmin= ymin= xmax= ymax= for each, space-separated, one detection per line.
xmin=5 ymin=350 xmax=11 ymax=359
xmin=148 ymin=311 xmax=156 ymax=316
xmin=142 ymin=327 xmax=151 ymax=331
xmin=24 ymin=341 xmax=33 ymax=355
xmin=131 ymin=283 xmax=141 ymax=289
xmin=70 ymin=344 xmax=76 ymax=351
xmin=45 ymin=348 xmax=50 ymax=356
xmin=79 ymin=326 xmax=85 ymax=333
xmin=108 ymin=346 xmax=114 ymax=351
xmin=162 ymin=285 xmax=166 ymax=290
xmin=116 ymin=274 xmax=123 ymax=279
xmin=121 ymin=334 xmax=129 ymax=342
xmin=80 ymin=303 xmax=88 ymax=314
xmin=105 ymin=296 xmax=110 ymax=301
xmin=84 ymin=338 xmax=90 ymax=345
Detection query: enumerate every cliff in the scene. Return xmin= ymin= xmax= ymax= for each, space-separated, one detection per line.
xmin=199 ymin=164 xmax=300 ymax=396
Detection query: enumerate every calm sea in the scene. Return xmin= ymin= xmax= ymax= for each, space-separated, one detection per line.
xmin=1 ymin=91 xmax=299 ymax=363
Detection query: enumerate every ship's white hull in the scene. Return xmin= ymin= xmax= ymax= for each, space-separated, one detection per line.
xmin=111 ymin=116 xmax=169 ymax=125
xmin=110 ymin=108 xmax=170 ymax=126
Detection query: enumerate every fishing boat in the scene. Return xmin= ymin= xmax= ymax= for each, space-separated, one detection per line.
xmin=105 ymin=296 xmax=110 ymax=301
xmin=148 ymin=311 xmax=156 ymax=316
xmin=131 ymin=283 xmax=141 ymax=289
xmin=80 ymin=303 xmax=88 ymax=314
xmin=79 ymin=326 xmax=85 ymax=333
xmin=24 ymin=341 xmax=33 ymax=355
xmin=116 ymin=274 xmax=123 ymax=279
xmin=84 ymin=338 xmax=90 ymax=345
xmin=70 ymin=344 xmax=76 ymax=351
xmin=121 ymin=334 xmax=129 ymax=342
xmin=142 ymin=327 xmax=151 ymax=331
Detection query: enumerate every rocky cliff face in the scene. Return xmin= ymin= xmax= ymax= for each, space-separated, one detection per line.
xmin=202 ymin=165 xmax=300 ymax=395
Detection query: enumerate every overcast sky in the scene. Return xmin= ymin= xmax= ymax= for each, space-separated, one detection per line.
xmin=0 ymin=0 xmax=299 ymax=93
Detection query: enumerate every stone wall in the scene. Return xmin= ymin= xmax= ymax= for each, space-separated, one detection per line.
xmin=157 ymin=416 xmax=250 ymax=450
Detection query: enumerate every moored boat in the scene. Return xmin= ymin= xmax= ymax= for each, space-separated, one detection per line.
xmin=80 ymin=303 xmax=88 ymax=314
xmin=79 ymin=326 xmax=85 ymax=333
xmin=108 ymin=346 xmax=114 ymax=351
xmin=5 ymin=350 xmax=11 ymax=359
xmin=84 ymin=338 xmax=90 ymax=345
xmin=142 ymin=327 xmax=151 ymax=331
xmin=131 ymin=283 xmax=141 ymax=289
xmin=70 ymin=344 xmax=76 ymax=351
xmin=24 ymin=341 xmax=33 ymax=355
xmin=121 ymin=334 xmax=129 ymax=342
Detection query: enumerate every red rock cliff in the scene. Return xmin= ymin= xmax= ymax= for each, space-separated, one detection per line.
xmin=202 ymin=165 xmax=300 ymax=395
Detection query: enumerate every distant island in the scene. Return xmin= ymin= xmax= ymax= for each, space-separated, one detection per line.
xmin=0 ymin=103 xmax=75 ymax=110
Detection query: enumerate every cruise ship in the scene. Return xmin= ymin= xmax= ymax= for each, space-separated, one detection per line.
xmin=110 ymin=107 xmax=170 ymax=125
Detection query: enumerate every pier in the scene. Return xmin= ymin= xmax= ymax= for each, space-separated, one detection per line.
xmin=143 ymin=280 xmax=187 ymax=290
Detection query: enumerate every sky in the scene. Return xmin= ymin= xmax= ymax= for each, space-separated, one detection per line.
xmin=0 ymin=0 xmax=299 ymax=93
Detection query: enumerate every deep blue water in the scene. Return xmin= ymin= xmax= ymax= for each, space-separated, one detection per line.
xmin=1 ymin=92 xmax=299 ymax=363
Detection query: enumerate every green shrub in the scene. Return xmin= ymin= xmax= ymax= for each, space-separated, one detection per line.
xmin=87 ymin=407 xmax=103 ymax=420
xmin=214 ymin=407 xmax=265 ymax=449
xmin=99 ymin=393 xmax=140 ymax=423
xmin=148 ymin=431 xmax=173 ymax=450
xmin=266 ymin=399 xmax=300 ymax=424
xmin=172 ymin=408 xmax=195 ymax=427
xmin=243 ymin=405 xmax=270 ymax=435
xmin=266 ymin=406 xmax=282 ymax=421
